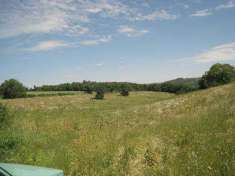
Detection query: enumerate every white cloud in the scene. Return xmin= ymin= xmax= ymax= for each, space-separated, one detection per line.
xmin=135 ymin=10 xmax=177 ymax=21
xmin=118 ymin=26 xmax=149 ymax=37
xmin=0 ymin=1 xmax=70 ymax=38
xmin=80 ymin=36 xmax=112 ymax=46
xmin=191 ymin=9 xmax=212 ymax=17
xmin=194 ymin=43 xmax=235 ymax=63
xmin=215 ymin=0 xmax=235 ymax=10
xmin=27 ymin=40 xmax=70 ymax=52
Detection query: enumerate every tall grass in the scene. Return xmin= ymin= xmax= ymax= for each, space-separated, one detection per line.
xmin=0 ymin=84 xmax=234 ymax=176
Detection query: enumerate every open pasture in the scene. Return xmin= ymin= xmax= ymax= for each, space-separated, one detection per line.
xmin=1 ymin=84 xmax=235 ymax=176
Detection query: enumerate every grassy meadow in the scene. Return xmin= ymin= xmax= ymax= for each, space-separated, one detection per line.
xmin=0 ymin=83 xmax=235 ymax=176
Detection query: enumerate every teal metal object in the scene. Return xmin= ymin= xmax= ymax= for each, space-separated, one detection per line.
xmin=0 ymin=163 xmax=64 ymax=176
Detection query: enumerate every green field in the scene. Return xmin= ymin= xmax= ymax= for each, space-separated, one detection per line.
xmin=1 ymin=83 xmax=235 ymax=176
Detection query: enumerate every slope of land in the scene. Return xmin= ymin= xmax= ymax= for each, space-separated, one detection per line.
xmin=1 ymin=83 xmax=235 ymax=176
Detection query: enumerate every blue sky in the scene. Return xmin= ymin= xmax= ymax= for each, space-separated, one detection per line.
xmin=0 ymin=0 xmax=235 ymax=86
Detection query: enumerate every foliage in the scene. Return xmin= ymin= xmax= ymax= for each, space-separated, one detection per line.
xmin=32 ymin=78 xmax=200 ymax=94
xmin=32 ymin=81 xmax=148 ymax=93
xmin=95 ymin=87 xmax=105 ymax=99
xmin=2 ymin=64 xmax=234 ymax=98
xmin=120 ymin=86 xmax=130 ymax=96
xmin=84 ymin=85 xmax=93 ymax=94
xmin=160 ymin=78 xmax=200 ymax=94
xmin=0 ymin=79 xmax=26 ymax=99
xmin=120 ymin=89 xmax=129 ymax=96
xmin=199 ymin=63 xmax=235 ymax=89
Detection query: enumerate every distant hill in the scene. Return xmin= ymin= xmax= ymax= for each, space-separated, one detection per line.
xmin=164 ymin=77 xmax=200 ymax=85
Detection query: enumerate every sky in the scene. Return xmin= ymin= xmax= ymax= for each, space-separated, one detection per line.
xmin=0 ymin=0 xmax=235 ymax=87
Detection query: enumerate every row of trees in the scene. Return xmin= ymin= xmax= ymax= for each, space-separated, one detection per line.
xmin=0 ymin=79 xmax=130 ymax=99
xmin=31 ymin=79 xmax=200 ymax=94
xmin=0 ymin=63 xmax=235 ymax=99
xmin=32 ymin=81 xmax=147 ymax=93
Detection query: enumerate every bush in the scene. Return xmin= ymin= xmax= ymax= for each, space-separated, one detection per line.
xmin=160 ymin=82 xmax=196 ymax=94
xmin=120 ymin=88 xmax=129 ymax=96
xmin=0 ymin=79 xmax=26 ymax=99
xmin=199 ymin=63 xmax=235 ymax=89
xmin=0 ymin=104 xmax=8 ymax=128
xmin=95 ymin=88 xmax=104 ymax=100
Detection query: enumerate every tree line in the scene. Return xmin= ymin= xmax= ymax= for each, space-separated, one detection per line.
xmin=0 ymin=63 xmax=235 ymax=99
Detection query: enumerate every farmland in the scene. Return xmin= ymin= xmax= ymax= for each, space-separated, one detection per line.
xmin=0 ymin=83 xmax=235 ymax=176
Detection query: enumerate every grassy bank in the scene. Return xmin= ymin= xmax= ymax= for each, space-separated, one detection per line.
xmin=0 ymin=84 xmax=234 ymax=176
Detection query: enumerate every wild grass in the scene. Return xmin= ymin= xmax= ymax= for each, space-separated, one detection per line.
xmin=0 ymin=84 xmax=234 ymax=176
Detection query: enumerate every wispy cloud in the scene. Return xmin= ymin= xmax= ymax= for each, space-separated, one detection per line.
xmin=194 ymin=42 xmax=235 ymax=63
xmin=191 ymin=0 xmax=235 ymax=18
xmin=191 ymin=9 xmax=212 ymax=17
xmin=0 ymin=1 xmax=70 ymax=38
xmin=68 ymin=26 xmax=90 ymax=36
xmin=0 ymin=0 xmax=178 ymax=40
xmin=135 ymin=10 xmax=177 ymax=21
xmin=80 ymin=36 xmax=112 ymax=46
xmin=215 ymin=0 xmax=235 ymax=10
xmin=118 ymin=26 xmax=149 ymax=37
xmin=84 ymin=0 xmax=129 ymax=16
xmin=27 ymin=40 xmax=70 ymax=52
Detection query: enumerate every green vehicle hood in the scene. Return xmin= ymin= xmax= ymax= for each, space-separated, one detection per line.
xmin=0 ymin=163 xmax=63 ymax=176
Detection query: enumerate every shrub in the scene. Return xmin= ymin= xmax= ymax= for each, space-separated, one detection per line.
xmin=120 ymin=88 xmax=129 ymax=96
xmin=199 ymin=63 xmax=235 ymax=89
xmin=0 ymin=79 xmax=26 ymax=99
xmin=95 ymin=88 xmax=104 ymax=100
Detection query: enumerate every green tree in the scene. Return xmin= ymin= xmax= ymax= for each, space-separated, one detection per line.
xmin=0 ymin=79 xmax=26 ymax=99
xmin=199 ymin=63 xmax=235 ymax=89
xmin=95 ymin=87 xmax=104 ymax=100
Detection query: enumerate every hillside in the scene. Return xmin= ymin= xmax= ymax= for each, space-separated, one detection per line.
xmin=0 ymin=83 xmax=235 ymax=176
